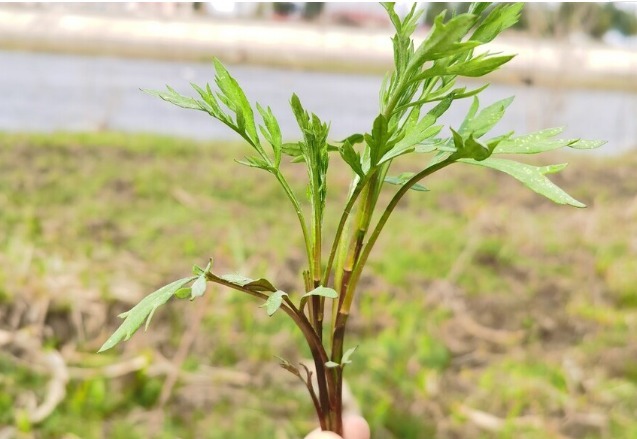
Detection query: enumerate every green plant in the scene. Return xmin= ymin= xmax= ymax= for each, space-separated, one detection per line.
xmin=100 ymin=3 xmax=603 ymax=435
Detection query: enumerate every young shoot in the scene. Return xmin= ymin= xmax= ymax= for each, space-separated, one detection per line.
xmin=101 ymin=3 xmax=604 ymax=435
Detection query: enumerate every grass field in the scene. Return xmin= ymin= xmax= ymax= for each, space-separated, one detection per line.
xmin=1 ymin=132 xmax=636 ymax=439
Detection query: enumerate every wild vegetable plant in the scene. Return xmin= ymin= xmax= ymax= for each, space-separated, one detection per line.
xmin=100 ymin=3 xmax=603 ymax=435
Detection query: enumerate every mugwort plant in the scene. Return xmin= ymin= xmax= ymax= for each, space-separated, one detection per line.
xmin=101 ymin=3 xmax=603 ymax=434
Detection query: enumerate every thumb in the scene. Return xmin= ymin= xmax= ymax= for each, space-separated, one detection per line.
xmin=304 ymin=431 xmax=343 ymax=439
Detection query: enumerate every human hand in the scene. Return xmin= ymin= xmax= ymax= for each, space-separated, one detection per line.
xmin=304 ymin=415 xmax=370 ymax=439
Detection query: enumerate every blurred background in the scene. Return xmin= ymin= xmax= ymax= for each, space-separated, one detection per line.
xmin=0 ymin=2 xmax=636 ymax=439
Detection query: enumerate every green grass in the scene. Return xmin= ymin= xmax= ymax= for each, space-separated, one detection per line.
xmin=1 ymin=131 xmax=636 ymax=438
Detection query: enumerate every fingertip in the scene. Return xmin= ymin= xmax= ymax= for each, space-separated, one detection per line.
xmin=343 ymin=415 xmax=370 ymax=439
xmin=304 ymin=431 xmax=343 ymax=439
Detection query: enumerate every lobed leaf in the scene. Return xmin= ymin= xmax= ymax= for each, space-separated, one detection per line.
xmin=459 ymin=157 xmax=586 ymax=207
xmin=459 ymin=96 xmax=514 ymax=138
xmin=446 ymin=52 xmax=515 ymax=77
xmin=257 ymin=103 xmax=283 ymax=166
xmin=143 ymin=87 xmax=203 ymax=111
xmin=471 ymin=3 xmax=524 ymax=43
xmin=213 ymin=59 xmax=259 ymax=144
xmin=493 ymin=127 xmax=606 ymax=154
xmin=340 ymin=140 xmax=364 ymax=177
xmin=411 ymin=12 xmax=479 ymax=67
xmin=380 ymin=114 xmax=441 ymax=164
xmin=384 ymin=173 xmax=429 ymax=192
xmin=366 ymin=114 xmax=392 ymax=166
xmin=98 ymin=276 xmax=197 ymax=352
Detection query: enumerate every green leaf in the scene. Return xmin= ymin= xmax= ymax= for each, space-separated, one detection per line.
xmin=384 ymin=173 xmax=429 ymax=192
xmin=469 ymin=2 xmax=493 ymax=15
xmin=282 ymin=142 xmax=303 ymax=158
xmin=325 ymin=361 xmax=340 ymax=369
xmin=459 ymin=157 xmax=586 ymax=207
xmin=190 ymin=275 xmax=207 ymax=299
xmin=340 ymin=133 xmax=365 ymax=145
xmin=570 ymin=139 xmax=606 ymax=150
xmin=99 ymin=276 xmax=197 ymax=352
xmin=459 ymin=96 xmax=514 ymax=138
xmin=493 ymin=128 xmax=605 ymax=154
xmin=218 ymin=274 xmax=278 ymax=292
xmin=451 ymin=129 xmax=492 ymax=161
xmin=340 ymin=140 xmax=364 ymax=177
xmin=366 ymin=114 xmax=391 ymax=165
xmin=260 ymin=290 xmax=288 ymax=316
xmin=213 ymin=59 xmax=259 ymax=143
xmin=411 ymin=12 xmax=479 ymax=66
xmin=341 ymin=346 xmax=358 ymax=365
xmin=380 ymin=115 xmax=441 ymax=164
xmin=471 ymin=3 xmax=524 ymax=43
xmin=174 ymin=288 xmax=191 ymax=299
xmin=257 ymin=103 xmax=282 ymax=166
xmin=302 ymin=286 xmax=339 ymax=299
xmin=235 ymin=155 xmax=272 ymax=171
xmin=447 ymin=52 xmax=515 ymax=77
xmin=143 ymin=87 xmax=203 ymax=111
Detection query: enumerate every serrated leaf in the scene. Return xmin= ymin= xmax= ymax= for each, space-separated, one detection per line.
xmin=143 ymin=87 xmax=203 ymax=111
xmin=302 ymin=286 xmax=339 ymax=299
xmin=341 ymin=346 xmax=358 ymax=365
xmin=282 ymin=142 xmax=303 ymax=157
xmin=447 ymin=53 xmax=515 ymax=77
xmin=257 ymin=103 xmax=282 ymax=166
xmin=471 ymin=3 xmax=524 ymax=43
xmin=341 ymin=133 xmax=365 ymax=145
xmin=459 ymin=96 xmax=514 ymax=138
xmin=384 ymin=173 xmax=429 ymax=192
xmin=459 ymin=157 xmax=586 ymax=207
xmin=367 ymin=114 xmax=391 ymax=165
xmin=411 ymin=12 xmax=479 ymax=67
xmin=235 ymin=155 xmax=272 ymax=171
xmin=190 ymin=275 xmax=207 ymax=299
xmin=493 ymin=128 xmax=570 ymax=154
xmin=219 ymin=274 xmax=277 ymax=292
xmin=99 ymin=276 xmax=197 ymax=352
xmin=451 ymin=129 xmax=492 ymax=161
xmin=260 ymin=290 xmax=288 ymax=316
xmin=380 ymin=115 xmax=441 ymax=164
xmin=493 ymin=128 xmax=605 ymax=154
xmin=340 ymin=140 xmax=364 ymax=177
xmin=213 ymin=59 xmax=258 ymax=143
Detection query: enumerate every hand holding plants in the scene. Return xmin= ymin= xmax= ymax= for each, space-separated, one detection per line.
xmin=100 ymin=2 xmax=603 ymax=435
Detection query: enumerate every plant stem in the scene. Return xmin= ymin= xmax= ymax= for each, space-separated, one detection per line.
xmin=344 ymin=157 xmax=455 ymax=310
xmin=321 ymin=177 xmax=368 ymax=287
xmin=207 ymin=273 xmax=339 ymax=431
xmin=274 ymin=170 xmax=314 ymax=282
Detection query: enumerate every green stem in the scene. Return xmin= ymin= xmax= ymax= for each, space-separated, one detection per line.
xmin=274 ymin=170 xmax=314 ymax=282
xmin=321 ymin=178 xmax=367 ymax=287
xmin=343 ymin=157 xmax=455 ymax=312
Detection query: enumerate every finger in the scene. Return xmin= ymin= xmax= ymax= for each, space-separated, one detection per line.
xmin=304 ymin=430 xmax=342 ymax=439
xmin=343 ymin=415 xmax=370 ymax=439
